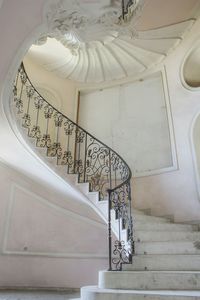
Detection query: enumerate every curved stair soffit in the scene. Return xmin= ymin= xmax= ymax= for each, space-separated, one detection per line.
xmin=27 ymin=19 xmax=196 ymax=83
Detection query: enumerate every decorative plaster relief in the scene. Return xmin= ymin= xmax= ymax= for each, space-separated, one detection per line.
xmin=40 ymin=0 xmax=145 ymax=54
xmin=29 ymin=18 xmax=195 ymax=83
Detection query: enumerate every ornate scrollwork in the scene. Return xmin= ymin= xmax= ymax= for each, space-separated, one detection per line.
xmin=22 ymin=113 xmax=31 ymax=128
xmin=29 ymin=125 xmax=41 ymax=141
xmin=44 ymin=104 xmax=54 ymax=119
xmin=26 ymin=86 xmax=35 ymax=98
xmin=38 ymin=134 xmax=52 ymax=148
xmin=19 ymin=68 xmax=27 ymax=85
xmin=14 ymin=96 xmax=23 ymax=114
xmin=64 ymin=120 xmax=74 ymax=135
xmin=54 ymin=111 xmax=63 ymax=127
xmin=76 ymin=128 xmax=85 ymax=143
xmin=112 ymin=240 xmax=130 ymax=270
xmin=48 ymin=142 xmax=62 ymax=158
xmin=61 ymin=150 xmax=74 ymax=167
xmin=34 ymin=96 xmax=44 ymax=110
xmin=74 ymin=158 xmax=83 ymax=175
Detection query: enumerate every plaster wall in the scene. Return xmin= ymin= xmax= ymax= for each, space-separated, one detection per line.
xmin=76 ymin=20 xmax=200 ymax=222
xmin=23 ymin=56 xmax=77 ymax=120
xmin=79 ymin=72 xmax=173 ymax=177
xmin=133 ymin=20 xmax=200 ymax=221
xmin=0 ymin=161 xmax=107 ymax=288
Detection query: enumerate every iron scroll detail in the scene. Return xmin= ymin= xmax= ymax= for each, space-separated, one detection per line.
xmin=13 ymin=63 xmax=134 ymax=270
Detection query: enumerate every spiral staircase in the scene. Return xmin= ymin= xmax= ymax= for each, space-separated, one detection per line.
xmin=12 ymin=64 xmax=200 ymax=299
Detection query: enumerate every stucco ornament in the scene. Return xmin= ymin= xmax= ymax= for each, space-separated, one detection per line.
xmin=37 ymin=0 xmax=145 ymax=55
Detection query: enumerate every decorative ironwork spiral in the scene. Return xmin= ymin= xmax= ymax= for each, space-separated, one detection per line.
xmin=12 ymin=63 xmax=134 ymax=271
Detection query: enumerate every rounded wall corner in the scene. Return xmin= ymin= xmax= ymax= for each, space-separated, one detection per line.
xmin=189 ymin=110 xmax=200 ymax=202
xmin=180 ymin=38 xmax=200 ymax=92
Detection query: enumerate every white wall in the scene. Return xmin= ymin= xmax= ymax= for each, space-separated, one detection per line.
xmin=23 ymin=56 xmax=77 ymax=121
xmin=76 ymin=19 xmax=200 ymax=222
xmin=0 ymin=161 xmax=107 ymax=288
xmin=79 ymin=72 xmax=174 ymax=177
xmin=133 ymin=19 xmax=200 ymax=221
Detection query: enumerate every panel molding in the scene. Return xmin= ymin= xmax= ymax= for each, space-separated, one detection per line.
xmin=2 ymin=183 xmax=107 ymax=259
xmin=78 ymin=68 xmax=178 ymax=178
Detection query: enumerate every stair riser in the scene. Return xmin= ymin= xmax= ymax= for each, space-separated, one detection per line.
xmin=135 ymin=224 xmax=197 ymax=231
xmin=133 ymin=215 xmax=170 ymax=223
xmin=124 ymin=255 xmax=200 ymax=271
xmin=111 ymin=211 xmax=170 ymax=224
xmin=99 ymin=271 xmax=200 ymax=290
xmin=135 ymin=241 xmax=200 ymax=255
xmin=135 ymin=231 xmax=200 ymax=242
xmin=81 ymin=289 xmax=199 ymax=300
xmin=76 ymin=183 xmax=90 ymax=194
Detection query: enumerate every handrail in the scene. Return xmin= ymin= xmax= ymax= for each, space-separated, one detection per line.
xmin=13 ymin=62 xmax=134 ymax=270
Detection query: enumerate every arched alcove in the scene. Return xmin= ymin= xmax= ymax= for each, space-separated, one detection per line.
xmin=182 ymin=41 xmax=200 ymax=89
xmin=192 ymin=112 xmax=200 ymax=199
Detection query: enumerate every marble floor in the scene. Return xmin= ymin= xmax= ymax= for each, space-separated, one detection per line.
xmin=0 ymin=290 xmax=80 ymax=300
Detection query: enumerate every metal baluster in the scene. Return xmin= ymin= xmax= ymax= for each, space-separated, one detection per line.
xmin=14 ymin=71 xmax=25 ymax=114
xmin=29 ymin=97 xmax=42 ymax=142
xmin=13 ymin=63 xmax=134 ymax=272
xmin=109 ymin=149 xmax=112 ymax=190
xmin=108 ymin=190 xmax=112 ymax=271
xmin=66 ymin=127 xmax=70 ymax=174
xmin=22 ymin=87 xmax=33 ymax=134
xmin=84 ymin=133 xmax=88 ymax=182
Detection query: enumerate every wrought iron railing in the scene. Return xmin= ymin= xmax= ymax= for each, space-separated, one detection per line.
xmin=13 ymin=63 xmax=134 ymax=270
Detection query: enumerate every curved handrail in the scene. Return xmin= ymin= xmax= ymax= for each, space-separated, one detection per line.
xmin=13 ymin=62 xmax=134 ymax=270
xmin=20 ymin=64 xmax=132 ymax=189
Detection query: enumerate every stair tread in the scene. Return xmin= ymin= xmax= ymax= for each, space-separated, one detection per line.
xmin=82 ymin=286 xmax=200 ymax=296
xmin=106 ymin=270 xmax=200 ymax=274
xmin=131 ymin=253 xmax=200 ymax=256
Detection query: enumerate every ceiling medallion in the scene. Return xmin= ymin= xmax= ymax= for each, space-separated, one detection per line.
xmin=38 ymin=0 xmax=145 ymax=55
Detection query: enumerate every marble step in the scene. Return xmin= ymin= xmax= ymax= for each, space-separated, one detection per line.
xmin=135 ymin=241 xmax=200 ymax=255
xmin=76 ymin=182 xmax=90 ymax=194
xmin=132 ymin=214 xmax=171 ymax=223
xmin=135 ymin=230 xmax=200 ymax=242
xmin=135 ymin=222 xmax=198 ymax=232
xmin=81 ymin=286 xmax=200 ymax=300
xmin=99 ymin=270 xmax=200 ymax=290
xmin=132 ymin=209 xmax=147 ymax=215
xmin=124 ymin=254 xmax=200 ymax=271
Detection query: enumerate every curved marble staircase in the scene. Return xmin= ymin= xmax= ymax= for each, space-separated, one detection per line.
xmin=12 ymin=64 xmax=200 ymax=299
xmin=81 ymin=209 xmax=200 ymax=300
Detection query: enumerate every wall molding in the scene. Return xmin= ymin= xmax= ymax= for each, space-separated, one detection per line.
xmin=180 ymin=37 xmax=200 ymax=92
xmin=77 ymin=67 xmax=178 ymax=178
xmin=189 ymin=110 xmax=200 ymax=202
xmin=2 ymin=183 xmax=107 ymax=259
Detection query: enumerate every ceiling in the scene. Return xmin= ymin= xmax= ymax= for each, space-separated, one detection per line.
xmin=26 ymin=0 xmax=200 ymax=84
